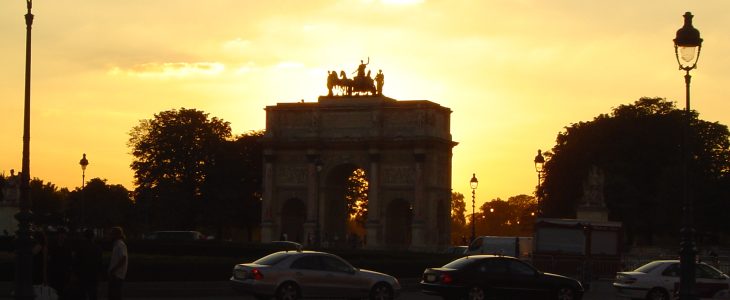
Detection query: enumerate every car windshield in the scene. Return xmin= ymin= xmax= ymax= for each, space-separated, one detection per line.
xmin=634 ymin=261 xmax=666 ymax=273
xmin=253 ymin=252 xmax=291 ymax=266
xmin=443 ymin=257 xmax=477 ymax=269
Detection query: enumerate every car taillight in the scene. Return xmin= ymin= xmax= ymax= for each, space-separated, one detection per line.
xmin=252 ymin=269 xmax=264 ymax=280
xmin=441 ymin=273 xmax=453 ymax=284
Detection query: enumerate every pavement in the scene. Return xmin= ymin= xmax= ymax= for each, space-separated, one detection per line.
xmin=0 ymin=278 xmax=621 ymax=299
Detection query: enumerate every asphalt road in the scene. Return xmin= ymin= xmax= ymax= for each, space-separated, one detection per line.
xmin=1 ymin=279 xmax=621 ymax=299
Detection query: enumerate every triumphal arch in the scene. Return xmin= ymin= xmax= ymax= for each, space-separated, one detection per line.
xmin=260 ymin=63 xmax=456 ymax=251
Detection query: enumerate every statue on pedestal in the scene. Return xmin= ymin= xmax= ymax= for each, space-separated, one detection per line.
xmin=326 ymin=58 xmax=382 ymax=97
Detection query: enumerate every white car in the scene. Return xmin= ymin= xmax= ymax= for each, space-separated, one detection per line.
xmin=613 ymin=260 xmax=730 ymax=300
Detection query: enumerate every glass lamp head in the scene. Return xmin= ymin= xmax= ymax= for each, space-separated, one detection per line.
xmin=79 ymin=153 xmax=89 ymax=171
xmin=534 ymin=149 xmax=545 ymax=173
xmin=674 ymin=12 xmax=703 ymax=70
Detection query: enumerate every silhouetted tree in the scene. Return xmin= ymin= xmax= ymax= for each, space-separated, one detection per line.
xmin=476 ymin=195 xmax=537 ymax=236
xmin=542 ymin=97 xmax=730 ymax=245
xmin=129 ymin=108 xmax=232 ymax=230
xmin=345 ymin=168 xmax=368 ymax=238
xmin=67 ymin=178 xmax=133 ymax=230
xmin=450 ymin=192 xmax=468 ymax=244
xmin=29 ymin=178 xmax=69 ymax=227
xmin=199 ymin=130 xmax=264 ymax=241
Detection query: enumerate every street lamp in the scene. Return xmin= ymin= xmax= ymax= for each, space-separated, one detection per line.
xmin=534 ymin=149 xmax=545 ymax=215
xmin=315 ymin=159 xmax=323 ymax=247
xmin=469 ymin=173 xmax=478 ymax=242
xmin=674 ymin=11 xmax=702 ymax=300
xmin=15 ymin=1 xmax=35 ymax=299
xmin=79 ymin=153 xmax=89 ymax=227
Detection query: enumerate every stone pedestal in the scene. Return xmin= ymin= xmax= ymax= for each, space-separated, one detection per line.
xmin=410 ymin=220 xmax=426 ymax=251
xmin=576 ymin=206 xmax=609 ymax=222
xmin=365 ymin=221 xmax=381 ymax=249
xmin=261 ymin=221 xmax=274 ymax=242
xmin=303 ymin=221 xmax=317 ymax=246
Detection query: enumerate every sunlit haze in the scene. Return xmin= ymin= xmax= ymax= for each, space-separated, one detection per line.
xmin=1 ymin=1 xmax=729 ymax=208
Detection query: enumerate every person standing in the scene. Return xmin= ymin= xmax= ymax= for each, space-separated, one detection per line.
xmin=47 ymin=228 xmax=73 ymax=299
xmin=107 ymin=227 xmax=128 ymax=300
xmin=74 ymin=229 xmax=102 ymax=300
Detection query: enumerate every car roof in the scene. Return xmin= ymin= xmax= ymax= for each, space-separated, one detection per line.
xmin=464 ymin=254 xmax=517 ymax=259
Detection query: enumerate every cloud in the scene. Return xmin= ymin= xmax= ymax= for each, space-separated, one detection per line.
xmin=223 ymin=38 xmax=252 ymax=52
xmin=276 ymin=61 xmax=305 ymax=69
xmin=109 ymin=62 xmax=225 ymax=78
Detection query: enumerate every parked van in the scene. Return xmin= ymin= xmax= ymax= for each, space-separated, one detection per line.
xmin=466 ymin=236 xmax=533 ymax=259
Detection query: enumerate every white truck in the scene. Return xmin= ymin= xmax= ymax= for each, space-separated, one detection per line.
xmin=466 ymin=236 xmax=533 ymax=259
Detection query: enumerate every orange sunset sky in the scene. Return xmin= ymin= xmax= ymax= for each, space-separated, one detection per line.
xmin=1 ymin=1 xmax=729 ymax=209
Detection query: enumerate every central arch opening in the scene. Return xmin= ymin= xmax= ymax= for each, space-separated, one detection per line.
xmin=322 ymin=164 xmax=368 ymax=248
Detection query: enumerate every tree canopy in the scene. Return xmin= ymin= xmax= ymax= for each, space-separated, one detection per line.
xmin=541 ymin=97 xmax=730 ymax=244
xmin=128 ymin=108 xmax=264 ymax=238
xmin=129 ymin=108 xmax=232 ymax=230
xmin=66 ymin=178 xmax=133 ymax=230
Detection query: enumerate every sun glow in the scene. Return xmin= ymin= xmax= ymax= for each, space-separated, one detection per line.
xmin=381 ymin=0 xmax=424 ymax=5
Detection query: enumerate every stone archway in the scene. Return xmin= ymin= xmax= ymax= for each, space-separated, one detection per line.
xmin=260 ymin=95 xmax=456 ymax=251
xmin=385 ymin=198 xmax=413 ymax=249
xmin=280 ymin=198 xmax=306 ymax=243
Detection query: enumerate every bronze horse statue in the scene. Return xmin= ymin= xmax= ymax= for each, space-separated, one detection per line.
xmin=332 ymin=70 xmax=375 ymax=96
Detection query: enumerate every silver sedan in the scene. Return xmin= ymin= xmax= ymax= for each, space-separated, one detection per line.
xmin=231 ymin=250 xmax=400 ymax=300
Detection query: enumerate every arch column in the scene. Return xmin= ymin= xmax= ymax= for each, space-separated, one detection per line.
xmin=365 ymin=151 xmax=382 ymax=249
xmin=261 ymin=151 xmax=276 ymax=242
xmin=304 ymin=153 xmax=320 ymax=246
xmin=410 ymin=150 xmax=426 ymax=250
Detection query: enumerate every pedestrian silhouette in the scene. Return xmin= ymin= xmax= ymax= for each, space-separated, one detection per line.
xmin=47 ymin=227 xmax=73 ymax=299
xmin=108 ymin=227 xmax=128 ymax=300
xmin=74 ymin=229 xmax=102 ymax=300
xmin=32 ymin=230 xmax=48 ymax=286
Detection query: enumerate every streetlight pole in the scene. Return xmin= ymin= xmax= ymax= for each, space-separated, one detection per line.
xmin=534 ymin=149 xmax=545 ymax=216
xmin=673 ymin=11 xmax=702 ymax=300
xmin=15 ymin=1 xmax=35 ymax=299
xmin=469 ymin=173 xmax=478 ymax=242
xmin=79 ymin=153 xmax=89 ymax=227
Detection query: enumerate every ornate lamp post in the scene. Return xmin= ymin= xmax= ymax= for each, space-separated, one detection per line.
xmin=469 ymin=173 xmax=478 ymax=242
xmin=534 ymin=149 xmax=545 ymax=216
xmin=79 ymin=153 xmax=89 ymax=226
xmin=15 ymin=1 xmax=35 ymax=299
xmin=674 ymin=11 xmax=702 ymax=300
xmin=315 ymin=159 xmax=323 ymax=247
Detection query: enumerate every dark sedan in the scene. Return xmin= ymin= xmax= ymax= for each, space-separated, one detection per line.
xmin=420 ymin=255 xmax=583 ymax=300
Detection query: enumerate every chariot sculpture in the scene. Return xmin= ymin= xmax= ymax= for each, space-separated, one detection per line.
xmin=327 ymin=58 xmax=384 ymax=97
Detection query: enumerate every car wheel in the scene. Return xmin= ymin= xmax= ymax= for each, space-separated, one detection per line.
xmin=556 ymin=286 xmax=576 ymax=300
xmin=645 ymin=288 xmax=670 ymax=300
xmin=369 ymin=283 xmax=394 ymax=300
xmin=276 ymin=282 xmax=300 ymax=300
xmin=467 ymin=285 xmax=485 ymax=300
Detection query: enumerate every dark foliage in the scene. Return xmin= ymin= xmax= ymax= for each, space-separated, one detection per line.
xmin=66 ymin=178 xmax=133 ymax=230
xmin=128 ymin=108 xmax=264 ymax=239
xmin=129 ymin=108 xmax=232 ymax=230
xmin=541 ymin=97 xmax=730 ymax=245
